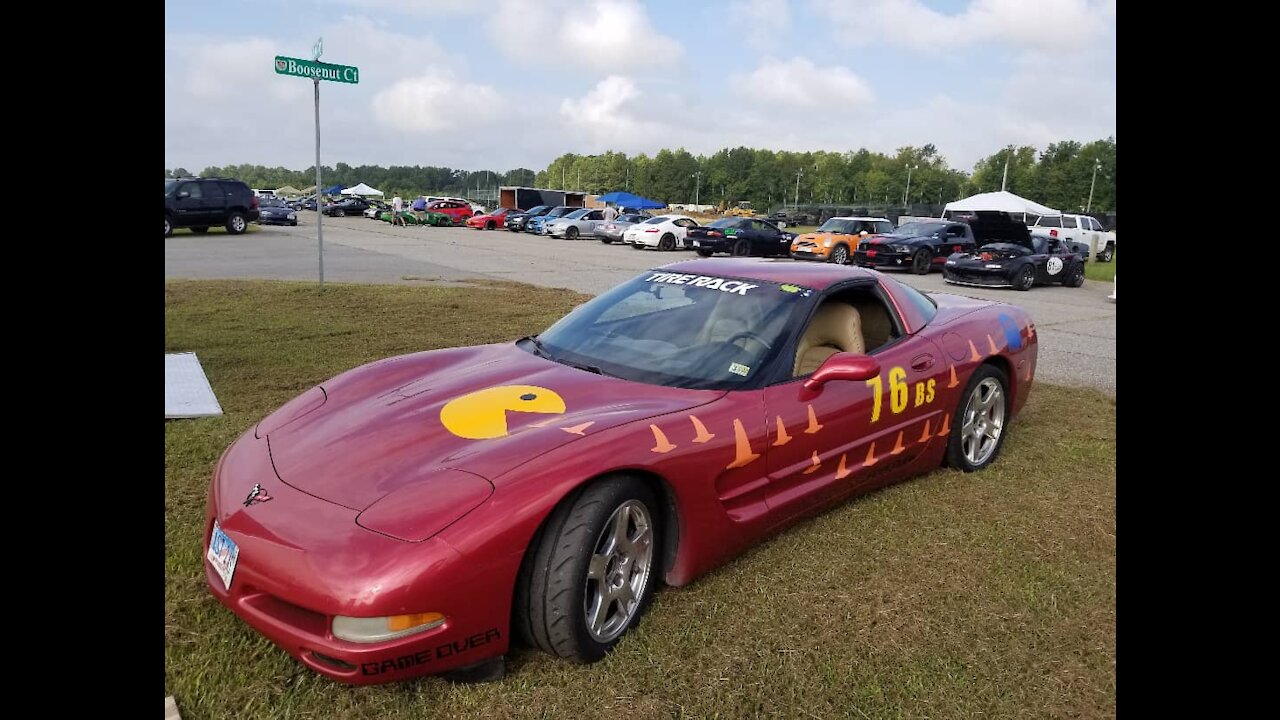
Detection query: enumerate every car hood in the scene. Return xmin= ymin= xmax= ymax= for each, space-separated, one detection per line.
xmin=866 ymin=232 xmax=931 ymax=244
xmin=262 ymin=343 xmax=723 ymax=511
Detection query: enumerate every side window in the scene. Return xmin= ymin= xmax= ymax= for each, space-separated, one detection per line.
xmin=675 ymin=218 xmax=697 ymax=228
xmin=203 ymin=181 xmax=227 ymax=197
xmin=1062 ymin=216 xmax=1078 ymax=229
xmin=1033 ymin=237 xmax=1049 ymax=254
xmin=874 ymin=221 xmax=893 ymax=234
xmin=588 ymin=210 xmax=603 ymax=220
xmin=180 ymin=182 xmax=203 ymax=199
xmin=1038 ymin=216 xmax=1061 ymax=228
xmin=1090 ymin=218 xmax=1103 ymax=231
xmin=946 ymin=225 xmax=966 ymax=237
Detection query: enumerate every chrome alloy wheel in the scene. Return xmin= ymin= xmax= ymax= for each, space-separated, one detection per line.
xmin=583 ymin=500 xmax=654 ymax=643
xmin=961 ymin=377 xmax=1005 ymax=466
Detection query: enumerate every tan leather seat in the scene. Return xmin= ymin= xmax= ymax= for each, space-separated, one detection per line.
xmin=849 ymin=297 xmax=895 ymax=351
xmin=793 ymin=303 xmax=864 ymax=376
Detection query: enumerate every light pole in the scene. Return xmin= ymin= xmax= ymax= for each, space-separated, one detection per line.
xmin=794 ymin=168 xmax=804 ymax=207
xmin=1086 ymin=160 xmax=1102 ymax=213
xmin=692 ymin=171 xmax=701 ymax=206
xmin=577 ymin=168 xmax=581 ymax=191
xmin=903 ymin=164 xmax=917 ymax=207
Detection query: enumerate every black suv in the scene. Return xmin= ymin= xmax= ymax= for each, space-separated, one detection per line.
xmin=165 ymin=177 xmax=260 ymax=236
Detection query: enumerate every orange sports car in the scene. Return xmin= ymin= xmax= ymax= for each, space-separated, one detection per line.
xmin=790 ymin=217 xmax=894 ymax=265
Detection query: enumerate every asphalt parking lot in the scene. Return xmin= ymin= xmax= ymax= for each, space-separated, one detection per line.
xmin=165 ymin=216 xmax=1116 ymax=394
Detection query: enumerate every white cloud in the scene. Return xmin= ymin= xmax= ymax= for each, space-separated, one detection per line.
xmin=731 ymin=56 xmax=873 ymax=108
xmin=811 ymin=0 xmax=1107 ymax=51
xmin=491 ymin=0 xmax=682 ymax=74
xmin=730 ymin=0 xmax=791 ymax=50
xmin=374 ymin=74 xmax=501 ymax=133
xmin=558 ymin=76 xmax=683 ymax=152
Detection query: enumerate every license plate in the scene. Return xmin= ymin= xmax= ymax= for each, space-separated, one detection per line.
xmin=206 ymin=522 xmax=240 ymax=590
xmin=692 ymin=241 xmax=701 ymax=247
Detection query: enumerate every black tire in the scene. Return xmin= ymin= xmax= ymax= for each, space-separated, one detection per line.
xmin=225 ymin=212 xmax=248 ymax=235
xmin=829 ymin=244 xmax=850 ymax=265
xmin=515 ymin=476 xmax=659 ymax=663
xmin=944 ymin=363 xmax=1011 ymax=472
xmin=1100 ymin=244 xmax=1114 ymax=262
xmin=730 ymin=239 xmax=750 ymax=257
xmin=1064 ymin=264 xmax=1085 ymax=287
xmin=333 ymin=209 xmax=345 ymax=218
xmin=486 ymin=221 xmax=496 ymax=230
xmin=164 ymin=215 xmax=173 ymax=237
xmin=600 ymin=238 xmax=613 ymax=244
xmin=1014 ymin=265 xmax=1035 ymax=291
xmin=566 ymin=226 xmax=580 ymax=240
xmin=911 ymin=249 xmax=931 ymax=275
xmin=190 ymin=226 xmax=209 ymax=234
xmin=658 ymin=233 xmax=676 ymax=251
xmin=290 ymin=221 xmax=298 ymax=226
xmin=696 ymin=249 xmax=714 ymax=257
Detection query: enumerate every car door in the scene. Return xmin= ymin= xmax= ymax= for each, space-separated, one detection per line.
xmin=171 ymin=181 xmax=207 ymax=225
xmin=582 ymin=209 xmax=604 ymax=235
xmin=199 ymin=181 xmax=229 ymax=226
xmin=761 ymin=283 xmax=946 ymax=522
xmin=750 ymin=219 xmax=784 ymax=256
xmin=1060 ymin=215 xmax=1080 ymax=247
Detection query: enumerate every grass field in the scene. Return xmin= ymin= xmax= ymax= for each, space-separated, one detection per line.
xmin=165 ymin=280 xmax=1116 ymax=720
xmin=1085 ymin=251 xmax=1116 ymax=282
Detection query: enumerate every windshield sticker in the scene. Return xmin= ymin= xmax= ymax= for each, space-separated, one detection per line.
xmin=644 ymin=272 xmax=759 ymax=295
xmin=779 ymin=284 xmax=802 ymax=293
xmin=729 ymin=362 xmax=750 ymax=376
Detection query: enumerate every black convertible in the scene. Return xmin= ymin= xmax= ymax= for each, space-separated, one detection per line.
xmin=323 ymin=197 xmax=372 ymax=217
xmin=852 ymin=220 xmax=977 ymax=274
xmin=688 ymin=217 xmax=795 ymax=257
xmin=944 ymin=235 xmax=1085 ymax=290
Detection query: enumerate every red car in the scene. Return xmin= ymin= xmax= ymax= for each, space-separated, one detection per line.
xmin=426 ymin=199 xmax=473 ymax=224
xmin=466 ymin=207 xmax=514 ymax=230
xmin=205 ymin=258 xmax=1038 ymax=684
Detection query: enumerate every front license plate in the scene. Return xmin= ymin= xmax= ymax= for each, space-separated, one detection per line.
xmin=206 ymin=522 xmax=240 ymax=590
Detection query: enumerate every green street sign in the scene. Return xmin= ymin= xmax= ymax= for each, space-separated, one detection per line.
xmin=274 ymin=56 xmax=359 ymax=84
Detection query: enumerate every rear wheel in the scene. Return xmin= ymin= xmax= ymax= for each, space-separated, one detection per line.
xmin=911 ymin=249 xmax=931 ymax=275
xmin=658 ymin=233 xmax=676 ymax=251
xmin=945 ymin=364 xmax=1010 ymax=472
xmin=600 ymin=237 xmax=613 ymax=244
xmin=190 ymin=226 xmax=209 ymax=234
xmin=830 ymin=244 xmax=850 ymax=265
xmin=333 ymin=209 xmax=345 ymax=218
xmin=486 ymin=221 xmax=496 ymax=230
xmin=225 ymin=212 xmax=247 ymax=234
xmin=1100 ymin=244 xmax=1114 ymax=262
xmin=696 ymin=249 xmax=714 ymax=257
xmin=164 ymin=215 xmax=173 ymax=237
xmin=1015 ymin=265 xmax=1035 ymax=291
xmin=1064 ymin=264 xmax=1085 ymax=287
xmin=515 ymin=476 xmax=659 ymax=663
xmin=566 ymin=226 xmax=580 ymax=240
xmin=731 ymin=239 xmax=750 ymax=257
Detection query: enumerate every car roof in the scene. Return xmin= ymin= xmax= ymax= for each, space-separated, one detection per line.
xmin=655 ymin=257 xmax=879 ymax=290
xmin=830 ymin=216 xmax=891 ymax=222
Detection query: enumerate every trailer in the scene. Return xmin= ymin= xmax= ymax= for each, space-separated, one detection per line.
xmin=499 ymin=186 xmax=586 ymax=211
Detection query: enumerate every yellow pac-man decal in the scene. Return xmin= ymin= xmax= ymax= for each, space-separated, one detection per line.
xmin=439 ymin=385 xmax=566 ymax=439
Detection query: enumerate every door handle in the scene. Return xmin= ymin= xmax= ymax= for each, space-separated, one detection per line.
xmin=910 ymin=354 xmax=934 ymax=371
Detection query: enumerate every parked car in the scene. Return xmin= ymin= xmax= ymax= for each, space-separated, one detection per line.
xmin=165 ymin=177 xmax=260 ymax=236
xmin=363 ymin=199 xmax=391 ymax=219
xmin=688 ymin=217 xmax=795 ymax=257
xmin=426 ymin=200 xmax=474 ymax=224
xmin=548 ymin=208 xmax=607 ymax=239
xmin=790 ymin=217 xmax=895 ymax=265
xmin=771 ymin=210 xmax=814 ymax=227
xmin=597 ymin=213 xmax=652 ymax=244
xmin=506 ymin=205 xmax=554 ymax=232
xmin=527 ymin=206 xmax=578 ymax=235
xmin=852 ymin=219 xmax=980 ymax=274
xmin=1029 ymin=214 xmax=1115 ymax=262
xmin=945 ymin=235 xmax=1085 ymax=290
xmin=623 ymin=215 xmax=700 ymax=250
xmin=257 ymin=198 xmax=298 ymax=226
xmin=204 ymin=257 xmax=1037 ymax=685
xmin=467 ymin=207 xmax=515 ymax=230
xmin=324 ymin=197 xmax=372 ymax=217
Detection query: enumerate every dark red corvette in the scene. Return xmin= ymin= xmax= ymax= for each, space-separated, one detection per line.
xmin=205 ymin=258 xmax=1038 ymax=684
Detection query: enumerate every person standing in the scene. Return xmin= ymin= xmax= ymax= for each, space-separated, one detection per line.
xmin=412 ymin=195 xmax=427 ymax=224
xmin=391 ymin=195 xmax=405 ymax=227
xmin=602 ymin=204 xmax=618 ymax=223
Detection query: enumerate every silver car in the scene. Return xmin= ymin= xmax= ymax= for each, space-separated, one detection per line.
xmin=597 ymin=213 xmax=653 ymax=244
xmin=547 ymin=208 xmax=607 ymax=239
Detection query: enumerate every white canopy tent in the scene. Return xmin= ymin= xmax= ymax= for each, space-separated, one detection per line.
xmin=341 ymin=182 xmax=384 ymax=197
xmin=943 ymin=191 xmax=1059 ymax=222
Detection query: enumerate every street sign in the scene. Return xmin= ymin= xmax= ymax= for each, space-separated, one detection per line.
xmin=274 ymin=56 xmax=359 ymax=84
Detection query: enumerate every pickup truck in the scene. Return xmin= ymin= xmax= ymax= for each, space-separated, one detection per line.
xmin=1029 ymin=214 xmax=1115 ymax=262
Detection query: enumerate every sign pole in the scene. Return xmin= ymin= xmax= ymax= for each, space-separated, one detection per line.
xmin=314 ymin=78 xmax=324 ymax=287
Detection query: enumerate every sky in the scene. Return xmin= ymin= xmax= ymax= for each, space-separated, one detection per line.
xmin=164 ymin=0 xmax=1116 ymax=174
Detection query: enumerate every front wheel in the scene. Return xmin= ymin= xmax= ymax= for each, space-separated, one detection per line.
xmin=600 ymin=237 xmax=613 ymax=244
xmin=164 ymin=215 xmax=173 ymax=237
xmin=225 ymin=212 xmax=247 ymax=235
xmin=1100 ymin=244 xmax=1114 ymax=262
xmin=1015 ymin=265 xmax=1035 ymax=291
xmin=945 ymin=364 xmax=1010 ymax=472
xmin=566 ymin=226 xmax=580 ymax=240
xmin=515 ymin=476 xmax=659 ymax=663
xmin=333 ymin=209 xmax=345 ymax=218
xmin=911 ymin=249 xmax=931 ymax=275
xmin=1064 ymin=264 xmax=1085 ymax=287
xmin=829 ymin=244 xmax=849 ymax=265
xmin=486 ymin=221 xmax=496 ymax=230
xmin=730 ymin=239 xmax=750 ymax=257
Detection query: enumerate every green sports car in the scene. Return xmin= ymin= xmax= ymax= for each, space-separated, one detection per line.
xmin=378 ymin=210 xmax=454 ymax=227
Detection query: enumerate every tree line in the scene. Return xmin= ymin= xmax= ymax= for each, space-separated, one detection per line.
xmin=168 ymin=136 xmax=1114 ymax=213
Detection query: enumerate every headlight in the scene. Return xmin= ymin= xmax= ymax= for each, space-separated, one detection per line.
xmin=893 ymin=245 xmax=912 ymax=253
xmin=822 ymin=238 xmax=833 ymax=248
xmin=332 ymin=612 xmax=446 ymax=643
xmin=288 ymin=213 xmax=297 ymax=220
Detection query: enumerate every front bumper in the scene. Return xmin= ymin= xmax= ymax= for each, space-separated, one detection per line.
xmin=790 ymin=248 xmax=831 ymax=262
xmin=258 ymin=215 xmax=296 ymax=225
xmin=203 ymin=431 xmax=513 ymax=685
xmin=852 ymin=250 xmax=911 ymax=268
xmin=942 ymin=264 xmax=1016 ymax=288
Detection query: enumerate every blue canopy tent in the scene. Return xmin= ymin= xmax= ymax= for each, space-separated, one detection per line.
xmin=322 ymin=184 xmax=345 ymax=195
xmin=597 ymin=191 xmax=664 ymax=210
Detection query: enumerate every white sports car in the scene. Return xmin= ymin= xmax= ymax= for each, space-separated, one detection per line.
xmin=622 ymin=214 xmax=700 ymax=250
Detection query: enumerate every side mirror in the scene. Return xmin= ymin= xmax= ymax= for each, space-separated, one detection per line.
xmin=177 ymin=191 xmax=190 ymax=200
xmin=860 ymin=230 xmax=869 ymax=236
xmin=803 ymin=353 xmax=880 ymax=392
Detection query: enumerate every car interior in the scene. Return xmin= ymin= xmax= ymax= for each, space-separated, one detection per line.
xmin=792 ymin=287 xmax=900 ymax=377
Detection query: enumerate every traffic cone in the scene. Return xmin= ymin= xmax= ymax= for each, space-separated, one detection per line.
xmin=649 ymin=425 xmax=676 ymax=453
xmin=726 ymin=419 xmax=760 ymax=469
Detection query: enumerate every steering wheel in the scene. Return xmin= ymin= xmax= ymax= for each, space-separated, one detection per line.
xmin=724 ymin=330 xmax=772 ymax=354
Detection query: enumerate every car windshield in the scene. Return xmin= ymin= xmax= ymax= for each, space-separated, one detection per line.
xmin=260 ymin=198 xmax=286 ymax=207
xmin=165 ymin=179 xmax=178 ymax=195
xmin=643 ymin=216 xmax=670 ymax=225
xmin=708 ymin=218 xmax=741 ymax=228
xmin=532 ymin=271 xmax=811 ymax=390
xmin=525 ymin=205 xmax=552 ymax=215
xmin=816 ymin=218 xmax=861 ymax=234
xmin=896 ymin=222 xmax=946 ymax=236
xmin=564 ymin=208 xmax=589 ymax=219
